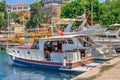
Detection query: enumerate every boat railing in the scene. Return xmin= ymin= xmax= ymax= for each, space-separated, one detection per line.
xmin=10 ymin=49 xmax=46 ymax=61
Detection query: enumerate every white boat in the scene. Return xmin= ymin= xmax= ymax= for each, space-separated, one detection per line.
xmin=7 ymin=34 xmax=102 ymax=72
xmin=92 ymin=30 xmax=120 ymax=52
xmin=60 ymin=14 xmax=119 ymax=53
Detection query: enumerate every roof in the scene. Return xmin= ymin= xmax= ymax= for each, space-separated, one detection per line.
xmin=11 ymin=3 xmax=29 ymax=7
xmin=11 ymin=23 xmax=22 ymax=27
xmin=41 ymin=34 xmax=89 ymax=41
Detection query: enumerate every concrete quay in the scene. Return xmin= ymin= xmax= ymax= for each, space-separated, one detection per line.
xmin=71 ymin=56 xmax=120 ymax=80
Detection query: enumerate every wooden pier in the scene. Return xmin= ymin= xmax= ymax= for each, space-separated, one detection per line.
xmin=71 ymin=55 xmax=120 ymax=80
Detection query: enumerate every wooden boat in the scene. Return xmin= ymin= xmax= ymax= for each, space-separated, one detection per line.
xmin=8 ymin=31 xmax=52 ymax=44
xmin=7 ymin=34 xmax=101 ymax=72
xmin=0 ymin=29 xmax=52 ymax=52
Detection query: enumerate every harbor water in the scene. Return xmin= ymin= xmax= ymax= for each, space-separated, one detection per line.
xmin=0 ymin=52 xmax=81 ymax=80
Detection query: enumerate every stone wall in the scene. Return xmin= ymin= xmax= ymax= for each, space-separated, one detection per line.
xmin=40 ymin=5 xmax=61 ymax=26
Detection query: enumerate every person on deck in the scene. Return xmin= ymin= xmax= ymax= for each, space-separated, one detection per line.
xmin=58 ymin=41 xmax=62 ymax=52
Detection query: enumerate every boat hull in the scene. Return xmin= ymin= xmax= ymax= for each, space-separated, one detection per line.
xmin=10 ymin=56 xmax=73 ymax=71
xmin=94 ymin=57 xmax=111 ymax=61
xmin=10 ymin=55 xmax=94 ymax=72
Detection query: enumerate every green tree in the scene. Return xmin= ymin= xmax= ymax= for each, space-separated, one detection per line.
xmin=61 ymin=0 xmax=100 ymax=22
xmin=0 ymin=0 xmax=8 ymax=30
xmin=0 ymin=12 xmax=5 ymax=30
xmin=9 ymin=12 xmax=18 ymax=22
xmin=26 ymin=2 xmax=42 ymax=29
xmin=99 ymin=0 xmax=120 ymax=29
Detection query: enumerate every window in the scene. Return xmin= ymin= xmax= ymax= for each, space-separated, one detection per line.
xmin=18 ymin=7 xmax=20 ymax=10
xmin=12 ymin=7 xmax=16 ymax=10
xmin=18 ymin=7 xmax=22 ymax=10
xmin=27 ymin=52 xmax=30 ymax=54
xmin=14 ymin=7 xmax=16 ymax=10
xmin=12 ymin=27 xmax=14 ymax=31
xmin=99 ymin=35 xmax=106 ymax=38
xmin=108 ymin=35 xmax=117 ymax=39
xmin=20 ymin=7 xmax=22 ymax=10
xmin=23 ymin=7 xmax=26 ymax=9
xmin=8 ymin=10 xmax=11 ymax=13
xmin=17 ymin=51 xmax=19 ymax=53
xmin=25 ymin=6 xmax=28 ymax=9
xmin=63 ymin=40 xmax=67 ymax=44
xmin=67 ymin=39 xmax=74 ymax=44
xmin=13 ymin=50 xmax=15 ymax=52
xmin=23 ymin=6 xmax=28 ymax=9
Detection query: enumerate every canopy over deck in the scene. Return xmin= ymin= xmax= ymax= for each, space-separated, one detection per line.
xmin=41 ymin=34 xmax=90 ymax=41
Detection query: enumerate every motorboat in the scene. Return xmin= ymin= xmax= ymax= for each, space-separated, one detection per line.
xmin=7 ymin=34 xmax=102 ymax=72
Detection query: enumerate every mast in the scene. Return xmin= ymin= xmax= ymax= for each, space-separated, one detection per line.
xmin=91 ymin=0 xmax=94 ymax=27
xmin=6 ymin=13 xmax=10 ymax=49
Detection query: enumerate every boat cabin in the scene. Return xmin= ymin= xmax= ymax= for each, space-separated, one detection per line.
xmin=31 ymin=34 xmax=94 ymax=62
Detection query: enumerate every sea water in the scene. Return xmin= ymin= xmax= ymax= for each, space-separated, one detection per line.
xmin=0 ymin=52 xmax=81 ymax=80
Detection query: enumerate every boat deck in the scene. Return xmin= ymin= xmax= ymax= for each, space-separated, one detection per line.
xmin=59 ymin=62 xmax=101 ymax=72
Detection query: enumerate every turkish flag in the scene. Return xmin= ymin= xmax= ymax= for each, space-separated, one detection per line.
xmin=57 ymin=29 xmax=64 ymax=36
xmin=86 ymin=14 xmax=90 ymax=20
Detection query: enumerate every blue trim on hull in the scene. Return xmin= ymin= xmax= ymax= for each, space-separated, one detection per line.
xmin=13 ymin=59 xmax=72 ymax=71
xmin=94 ymin=57 xmax=110 ymax=61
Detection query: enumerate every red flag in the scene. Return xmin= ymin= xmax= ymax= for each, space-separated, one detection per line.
xmin=57 ymin=29 xmax=64 ymax=36
xmin=86 ymin=14 xmax=90 ymax=20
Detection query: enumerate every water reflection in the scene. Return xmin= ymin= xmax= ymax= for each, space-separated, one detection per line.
xmin=0 ymin=53 xmax=81 ymax=80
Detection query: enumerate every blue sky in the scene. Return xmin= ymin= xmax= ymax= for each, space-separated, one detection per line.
xmin=0 ymin=0 xmax=36 ymax=5
xmin=0 ymin=0 xmax=105 ymax=5
xmin=99 ymin=0 xmax=105 ymax=3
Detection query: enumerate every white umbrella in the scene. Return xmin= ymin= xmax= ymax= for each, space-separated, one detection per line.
xmin=110 ymin=23 xmax=120 ymax=26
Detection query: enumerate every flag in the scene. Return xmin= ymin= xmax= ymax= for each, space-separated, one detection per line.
xmin=57 ymin=29 xmax=64 ymax=36
xmin=86 ymin=14 xmax=90 ymax=20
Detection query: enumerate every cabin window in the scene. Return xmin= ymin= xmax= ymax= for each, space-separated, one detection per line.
xmin=80 ymin=50 xmax=86 ymax=59
xmin=17 ymin=51 xmax=19 ymax=53
xmin=31 ymin=39 xmax=39 ymax=49
xmin=13 ymin=50 xmax=15 ymax=52
xmin=27 ymin=52 xmax=30 ymax=54
xmin=44 ymin=41 xmax=63 ymax=52
xmin=63 ymin=40 xmax=67 ymax=44
xmin=98 ymin=35 xmax=106 ymax=38
xmin=67 ymin=39 xmax=74 ymax=44
xmin=36 ymin=41 xmax=39 ymax=44
xmin=108 ymin=35 xmax=117 ymax=38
